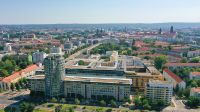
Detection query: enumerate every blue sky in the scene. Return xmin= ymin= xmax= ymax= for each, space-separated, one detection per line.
xmin=0 ymin=0 xmax=200 ymax=24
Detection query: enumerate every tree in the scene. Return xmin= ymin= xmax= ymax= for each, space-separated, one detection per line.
xmin=157 ymin=100 xmax=165 ymax=107
xmin=167 ymin=45 xmax=172 ymax=51
xmin=10 ymin=83 xmax=15 ymax=91
xmin=0 ymin=69 xmax=9 ymax=77
xmin=143 ymin=56 xmax=151 ymax=60
xmin=60 ymin=98 xmax=66 ymax=103
xmin=186 ymin=96 xmax=200 ymax=108
xmin=134 ymin=96 xmax=141 ymax=107
xmin=69 ymin=107 xmax=74 ymax=112
xmin=191 ymin=81 xmax=198 ymax=87
xmin=74 ymin=98 xmax=80 ymax=105
xmin=5 ymin=59 xmax=13 ymax=68
xmin=78 ymin=60 xmax=85 ymax=65
xmin=127 ymin=50 xmax=132 ymax=55
xmin=132 ymin=39 xmax=136 ymax=46
xmin=180 ymin=58 xmax=187 ymax=63
xmin=55 ymin=105 xmax=62 ymax=112
xmin=143 ymin=103 xmax=151 ymax=110
xmin=127 ymin=98 xmax=132 ymax=104
xmin=190 ymin=58 xmax=200 ymax=63
xmin=51 ymin=97 xmax=57 ymax=103
xmin=110 ymin=100 xmax=117 ymax=107
xmin=132 ymin=46 xmax=138 ymax=50
xmin=151 ymin=50 xmax=156 ymax=54
xmin=99 ymin=100 xmax=106 ymax=107
xmin=154 ymin=56 xmax=167 ymax=70
xmin=19 ymin=102 xmax=35 ymax=112
xmin=15 ymin=82 xmax=20 ymax=91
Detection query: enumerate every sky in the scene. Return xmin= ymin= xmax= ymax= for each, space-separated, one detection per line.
xmin=0 ymin=0 xmax=200 ymax=24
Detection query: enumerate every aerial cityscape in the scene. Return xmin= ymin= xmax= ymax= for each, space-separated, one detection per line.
xmin=1 ymin=0 xmax=200 ymax=112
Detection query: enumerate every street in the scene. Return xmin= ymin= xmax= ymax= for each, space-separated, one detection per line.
xmin=162 ymin=97 xmax=200 ymax=112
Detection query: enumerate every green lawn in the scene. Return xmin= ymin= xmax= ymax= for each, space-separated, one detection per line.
xmin=34 ymin=103 xmax=137 ymax=112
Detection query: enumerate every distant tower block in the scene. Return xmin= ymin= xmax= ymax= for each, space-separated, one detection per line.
xmin=159 ymin=28 xmax=162 ymax=34
xmin=170 ymin=26 xmax=174 ymax=33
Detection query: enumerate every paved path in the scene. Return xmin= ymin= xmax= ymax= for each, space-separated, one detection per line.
xmin=66 ymin=43 xmax=101 ymax=61
xmin=162 ymin=97 xmax=200 ymax=112
xmin=0 ymin=90 xmax=30 ymax=109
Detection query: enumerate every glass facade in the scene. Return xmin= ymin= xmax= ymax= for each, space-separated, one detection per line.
xmin=44 ymin=54 xmax=65 ymax=98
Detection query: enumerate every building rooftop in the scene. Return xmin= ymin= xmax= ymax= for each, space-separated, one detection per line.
xmin=27 ymin=75 xmax=132 ymax=85
xmin=27 ymin=75 xmax=45 ymax=80
xmin=64 ymin=76 xmax=132 ymax=84
xmin=191 ymin=87 xmax=200 ymax=93
xmin=163 ymin=68 xmax=183 ymax=83
xmin=148 ymin=79 xmax=173 ymax=87
xmin=190 ymin=72 xmax=200 ymax=76
xmin=2 ymin=64 xmax=39 ymax=83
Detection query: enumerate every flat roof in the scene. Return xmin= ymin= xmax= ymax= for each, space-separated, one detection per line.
xmin=27 ymin=75 xmax=131 ymax=84
xmin=27 ymin=75 xmax=45 ymax=80
xmin=64 ymin=76 xmax=132 ymax=84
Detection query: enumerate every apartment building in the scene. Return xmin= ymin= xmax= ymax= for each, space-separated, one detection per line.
xmin=189 ymin=72 xmax=200 ymax=80
xmin=126 ymin=72 xmax=164 ymax=91
xmin=190 ymin=87 xmax=200 ymax=98
xmin=145 ymin=80 xmax=173 ymax=105
xmin=165 ymin=63 xmax=200 ymax=70
xmin=0 ymin=64 xmax=39 ymax=90
xmin=32 ymin=50 xmax=47 ymax=64
xmin=163 ymin=69 xmax=186 ymax=89
xmin=187 ymin=49 xmax=200 ymax=58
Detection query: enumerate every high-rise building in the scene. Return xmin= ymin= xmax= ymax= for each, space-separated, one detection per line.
xmin=32 ymin=50 xmax=47 ymax=64
xmin=159 ymin=28 xmax=162 ymax=34
xmin=64 ymin=42 xmax=73 ymax=50
xmin=51 ymin=46 xmax=62 ymax=54
xmin=170 ymin=26 xmax=174 ymax=33
xmin=44 ymin=54 xmax=65 ymax=98
xmin=145 ymin=80 xmax=173 ymax=105
xmin=4 ymin=43 xmax=12 ymax=52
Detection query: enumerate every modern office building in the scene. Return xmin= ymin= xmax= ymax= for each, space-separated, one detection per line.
xmin=64 ymin=42 xmax=73 ymax=50
xmin=28 ymin=53 xmax=132 ymax=101
xmin=32 ymin=50 xmax=47 ymax=64
xmin=28 ymin=75 xmax=131 ymax=101
xmin=145 ymin=80 xmax=173 ymax=105
xmin=44 ymin=54 xmax=65 ymax=98
xmin=51 ymin=46 xmax=62 ymax=54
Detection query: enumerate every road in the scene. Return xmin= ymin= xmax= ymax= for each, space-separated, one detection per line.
xmin=66 ymin=43 xmax=101 ymax=61
xmin=162 ymin=97 xmax=200 ymax=112
xmin=0 ymin=90 xmax=30 ymax=109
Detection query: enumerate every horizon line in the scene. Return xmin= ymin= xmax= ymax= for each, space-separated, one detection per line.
xmin=1 ymin=22 xmax=200 ymax=25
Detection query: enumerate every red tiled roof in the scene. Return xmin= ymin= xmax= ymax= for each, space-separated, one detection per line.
xmin=135 ymin=41 xmax=145 ymax=47
xmin=2 ymin=71 xmax=21 ymax=83
xmin=191 ymin=87 xmax=200 ymax=93
xmin=163 ymin=68 xmax=183 ymax=83
xmin=2 ymin=64 xmax=39 ymax=83
xmin=21 ymin=64 xmax=38 ymax=74
xmin=139 ymin=47 xmax=149 ymax=51
xmin=190 ymin=72 xmax=200 ymax=76
xmin=155 ymin=41 xmax=169 ymax=46
xmin=165 ymin=63 xmax=200 ymax=67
